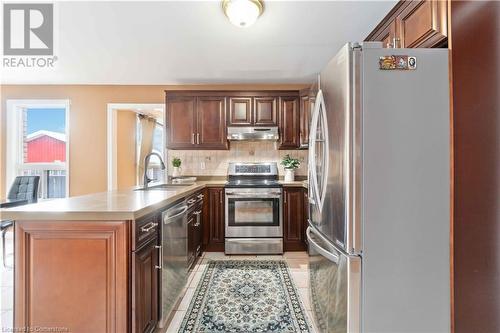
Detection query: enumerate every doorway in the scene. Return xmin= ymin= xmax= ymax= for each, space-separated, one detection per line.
xmin=107 ymin=103 xmax=165 ymax=190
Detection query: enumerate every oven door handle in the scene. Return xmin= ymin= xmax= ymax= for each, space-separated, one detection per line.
xmin=226 ymin=193 xmax=281 ymax=198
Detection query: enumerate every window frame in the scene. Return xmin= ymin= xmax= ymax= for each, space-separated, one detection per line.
xmin=6 ymin=99 xmax=70 ymax=199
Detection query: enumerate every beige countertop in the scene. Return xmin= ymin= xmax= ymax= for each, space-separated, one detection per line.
xmin=0 ymin=180 xmax=307 ymax=221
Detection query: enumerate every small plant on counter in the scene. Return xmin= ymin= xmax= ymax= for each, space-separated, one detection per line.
xmin=172 ymin=157 xmax=182 ymax=168
xmin=281 ymin=154 xmax=300 ymax=169
xmin=171 ymin=157 xmax=182 ymax=177
xmin=281 ymin=154 xmax=300 ymax=182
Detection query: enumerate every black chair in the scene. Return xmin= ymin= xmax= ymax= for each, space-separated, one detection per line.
xmin=1 ymin=176 xmax=40 ymax=268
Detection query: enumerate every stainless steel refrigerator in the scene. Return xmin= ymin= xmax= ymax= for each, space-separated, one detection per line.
xmin=307 ymin=42 xmax=450 ymax=333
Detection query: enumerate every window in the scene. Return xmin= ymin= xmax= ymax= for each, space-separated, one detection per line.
xmin=6 ymin=100 xmax=70 ymax=199
xmin=136 ymin=115 xmax=165 ymax=184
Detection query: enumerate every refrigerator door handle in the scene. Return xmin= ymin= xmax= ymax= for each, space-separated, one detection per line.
xmin=308 ymin=89 xmax=329 ymax=213
xmin=307 ymin=227 xmax=340 ymax=264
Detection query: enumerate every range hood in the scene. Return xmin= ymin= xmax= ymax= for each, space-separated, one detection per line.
xmin=227 ymin=126 xmax=279 ymax=141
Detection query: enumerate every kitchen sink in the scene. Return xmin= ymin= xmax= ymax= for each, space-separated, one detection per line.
xmin=135 ymin=183 xmax=195 ymax=191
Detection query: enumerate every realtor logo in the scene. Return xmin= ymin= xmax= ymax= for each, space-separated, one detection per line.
xmin=3 ymin=3 xmax=53 ymax=55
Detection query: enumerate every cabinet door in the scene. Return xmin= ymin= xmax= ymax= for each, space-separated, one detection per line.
xmin=14 ymin=221 xmax=129 ymax=332
xmin=254 ymin=97 xmax=278 ymax=126
xmin=194 ymin=204 xmax=203 ymax=257
xmin=283 ymin=187 xmax=306 ymax=251
xmin=187 ymin=213 xmax=196 ymax=269
xmin=396 ymin=0 xmax=448 ymax=48
xmin=166 ymin=97 xmax=196 ymax=149
xmin=279 ymin=96 xmax=300 ymax=149
xmin=197 ymin=97 xmax=228 ymax=149
xmin=204 ymin=187 xmax=225 ymax=251
xmin=299 ymin=90 xmax=311 ymax=148
xmin=134 ymin=238 xmax=159 ymax=333
xmin=303 ymin=189 xmax=309 ymax=247
xmin=381 ymin=20 xmax=398 ymax=48
xmin=228 ymin=97 xmax=252 ymax=126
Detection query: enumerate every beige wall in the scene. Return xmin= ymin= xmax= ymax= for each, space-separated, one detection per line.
xmin=116 ymin=110 xmax=137 ymax=189
xmin=0 ymin=84 xmax=307 ymax=198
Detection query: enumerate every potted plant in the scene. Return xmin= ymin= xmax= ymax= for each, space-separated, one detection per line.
xmin=172 ymin=157 xmax=182 ymax=178
xmin=281 ymin=154 xmax=300 ymax=182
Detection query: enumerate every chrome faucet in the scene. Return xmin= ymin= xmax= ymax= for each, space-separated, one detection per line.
xmin=143 ymin=152 xmax=166 ymax=189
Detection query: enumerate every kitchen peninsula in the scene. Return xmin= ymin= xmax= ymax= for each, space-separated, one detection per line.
xmin=0 ymin=180 xmax=307 ymax=333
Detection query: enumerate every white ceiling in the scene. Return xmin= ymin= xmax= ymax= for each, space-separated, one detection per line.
xmin=1 ymin=1 xmax=396 ymax=84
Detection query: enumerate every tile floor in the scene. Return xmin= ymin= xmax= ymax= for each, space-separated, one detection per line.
xmin=0 ymin=229 xmax=14 ymax=330
xmin=159 ymin=251 xmax=318 ymax=333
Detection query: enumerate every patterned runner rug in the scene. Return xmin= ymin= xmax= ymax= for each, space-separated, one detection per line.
xmin=178 ymin=260 xmax=311 ymax=332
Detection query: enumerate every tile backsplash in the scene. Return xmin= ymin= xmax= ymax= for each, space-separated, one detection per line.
xmin=167 ymin=142 xmax=308 ymax=177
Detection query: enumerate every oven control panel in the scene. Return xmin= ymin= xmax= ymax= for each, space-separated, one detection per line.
xmin=235 ymin=165 xmax=270 ymax=174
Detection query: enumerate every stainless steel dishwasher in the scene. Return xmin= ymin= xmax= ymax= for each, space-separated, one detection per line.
xmin=158 ymin=200 xmax=188 ymax=328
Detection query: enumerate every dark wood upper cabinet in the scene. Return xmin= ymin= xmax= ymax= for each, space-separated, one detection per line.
xmin=365 ymin=0 xmax=448 ymax=48
xmin=197 ymin=97 xmax=228 ymax=149
xmin=166 ymin=91 xmax=303 ymax=150
xmin=299 ymin=89 xmax=311 ymax=148
xmin=166 ymin=94 xmax=228 ymax=150
xmin=279 ymin=96 xmax=300 ymax=149
xmin=283 ymin=187 xmax=306 ymax=251
xmin=228 ymin=97 xmax=253 ymax=126
xmin=396 ymin=0 xmax=448 ymax=48
xmin=254 ymin=97 xmax=278 ymax=126
xmin=381 ymin=20 xmax=398 ymax=48
xmin=166 ymin=97 xmax=197 ymax=149
xmin=134 ymin=238 xmax=159 ymax=333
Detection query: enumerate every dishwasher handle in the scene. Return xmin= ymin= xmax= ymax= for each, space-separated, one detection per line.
xmin=155 ymin=245 xmax=162 ymax=270
xmin=164 ymin=205 xmax=188 ymax=223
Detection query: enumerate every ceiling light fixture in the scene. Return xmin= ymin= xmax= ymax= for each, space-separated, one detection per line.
xmin=222 ymin=0 xmax=264 ymax=28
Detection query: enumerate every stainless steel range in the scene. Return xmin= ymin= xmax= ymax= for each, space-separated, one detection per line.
xmin=225 ymin=162 xmax=283 ymax=254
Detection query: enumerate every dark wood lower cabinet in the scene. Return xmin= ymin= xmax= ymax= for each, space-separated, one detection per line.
xmin=303 ymin=189 xmax=309 ymax=247
xmin=203 ymin=187 xmax=225 ymax=251
xmin=133 ymin=238 xmax=159 ymax=333
xmin=187 ymin=210 xmax=197 ymax=268
xmin=283 ymin=187 xmax=307 ymax=251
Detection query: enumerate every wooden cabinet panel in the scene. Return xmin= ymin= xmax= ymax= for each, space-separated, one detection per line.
xmin=254 ymin=97 xmax=278 ymax=126
xmin=193 ymin=203 xmax=203 ymax=257
xmin=14 ymin=221 xmax=129 ymax=332
xmin=187 ymin=212 xmax=197 ymax=268
xmin=166 ymin=91 xmax=303 ymax=150
xmin=203 ymin=187 xmax=225 ymax=251
xmin=299 ymin=89 xmax=312 ymax=148
xmin=279 ymin=96 xmax=300 ymax=149
xmin=283 ymin=188 xmax=306 ymax=251
xmin=197 ymin=97 xmax=228 ymax=149
xmin=133 ymin=238 xmax=159 ymax=333
xmin=396 ymin=0 xmax=448 ymax=48
xmin=303 ymin=189 xmax=309 ymax=247
xmin=228 ymin=97 xmax=252 ymax=126
xmin=166 ymin=97 xmax=196 ymax=149
xmin=381 ymin=20 xmax=398 ymax=48
xmin=365 ymin=0 xmax=448 ymax=48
